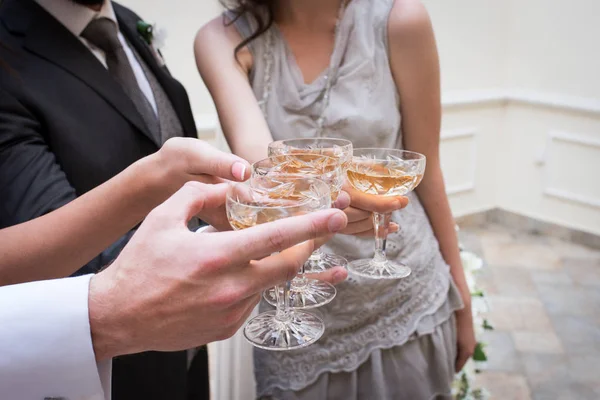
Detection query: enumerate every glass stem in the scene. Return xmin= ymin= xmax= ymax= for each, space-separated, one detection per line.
xmin=293 ymin=261 xmax=308 ymax=289
xmin=309 ymin=248 xmax=323 ymax=261
xmin=373 ymin=212 xmax=392 ymax=263
xmin=275 ymin=281 xmax=292 ymax=322
xmin=293 ymin=241 xmax=312 ymax=288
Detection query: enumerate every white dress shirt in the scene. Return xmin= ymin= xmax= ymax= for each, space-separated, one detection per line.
xmin=35 ymin=0 xmax=158 ymax=115
xmin=0 ymin=275 xmax=111 ymax=400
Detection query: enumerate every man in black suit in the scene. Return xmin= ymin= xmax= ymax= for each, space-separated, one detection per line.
xmin=0 ymin=0 xmax=208 ymax=398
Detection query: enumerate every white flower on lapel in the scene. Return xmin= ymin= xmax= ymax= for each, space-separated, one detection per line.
xmin=151 ymin=25 xmax=167 ymax=51
xmin=136 ymin=20 xmax=167 ymax=66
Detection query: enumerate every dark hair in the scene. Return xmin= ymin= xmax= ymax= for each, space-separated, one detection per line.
xmin=221 ymin=1 xmax=275 ymax=56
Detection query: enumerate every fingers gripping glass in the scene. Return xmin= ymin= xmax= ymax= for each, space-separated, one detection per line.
xmin=252 ymin=153 xmax=344 ymax=309
xmin=226 ymin=178 xmax=331 ymax=350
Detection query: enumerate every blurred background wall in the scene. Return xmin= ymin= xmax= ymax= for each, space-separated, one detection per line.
xmin=430 ymin=0 xmax=600 ymax=236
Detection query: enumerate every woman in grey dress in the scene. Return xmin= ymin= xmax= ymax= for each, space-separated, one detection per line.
xmin=195 ymin=0 xmax=476 ymax=398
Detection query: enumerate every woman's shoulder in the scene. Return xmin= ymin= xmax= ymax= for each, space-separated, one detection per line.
xmin=194 ymin=14 xmax=253 ymax=75
xmin=388 ymin=0 xmax=433 ymax=46
xmin=195 ymin=14 xmax=241 ymax=47
xmin=387 ymin=0 xmax=433 ymax=39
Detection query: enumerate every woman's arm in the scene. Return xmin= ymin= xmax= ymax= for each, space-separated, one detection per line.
xmin=388 ymin=0 xmax=475 ymax=371
xmin=0 ymin=156 xmax=161 ymax=285
xmin=0 ymin=138 xmax=249 ymax=286
xmin=195 ymin=18 xmax=274 ymax=162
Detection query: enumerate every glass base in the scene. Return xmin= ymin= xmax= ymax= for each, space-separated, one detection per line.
xmin=263 ymin=279 xmax=336 ymax=309
xmin=347 ymin=258 xmax=412 ymax=280
xmin=306 ymin=252 xmax=348 ymax=273
xmin=243 ymin=310 xmax=325 ymax=351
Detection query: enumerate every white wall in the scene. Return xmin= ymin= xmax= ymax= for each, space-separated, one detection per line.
xmin=425 ymin=0 xmax=600 ymax=235
xmin=505 ymin=0 xmax=600 ymax=98
xmin=425 ymin=0 xmax=509 ymax=92
xmin=500 ymin=0 xmax=600 ymax=234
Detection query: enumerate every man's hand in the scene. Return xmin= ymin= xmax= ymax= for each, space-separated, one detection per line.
xmin=88 ymin=182 xmax=348 ymax=360
xmin=339 ymin=184 xmax=408 ymax=236
xmin=198 ymin=189 xmax=352 ymax=282
xmin=197 ymin=187 xmax=352 ymax=237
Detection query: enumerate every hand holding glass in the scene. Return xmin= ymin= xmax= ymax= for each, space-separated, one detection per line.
xmin=226 ymin=178 xmax=331 ymax=350
xmin=346 ymin=148 xmax=426 ymax=279
xmin=252 ymin=154 xmax=343 ymax=309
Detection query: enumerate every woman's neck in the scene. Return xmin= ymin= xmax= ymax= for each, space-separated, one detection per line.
xmin=274 ymin=0 xmax=344 ymax=28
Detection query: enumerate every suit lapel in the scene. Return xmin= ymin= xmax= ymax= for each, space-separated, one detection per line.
xmin=4 ymin=0 xmax=159 ymax=146
xmin=114 ymin=3 xmax=197 ymax=137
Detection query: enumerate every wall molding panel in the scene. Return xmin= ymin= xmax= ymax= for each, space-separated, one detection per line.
xmin=440 ymin=128 xmax=479 ymax=196
xmin=443 ymin=89 xmax=600 ymax=115
xmin=442 ymin=90 xmax=508 ymax=109
xmin=539 ymin=130 xmax=600 ymax=209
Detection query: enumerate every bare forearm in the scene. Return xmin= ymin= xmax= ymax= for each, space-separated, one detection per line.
xmin=195 ymin=18 xmax=273 ymax=164
xmin=216 ymin=95 xmax=272 ymax=163
xmin=0 ymin=155 xmax=164 ymax=286
xmin=225 ymin=132 xmax=270 ymax=163
xmin=416 ymin=166 xmax=470 ymax=305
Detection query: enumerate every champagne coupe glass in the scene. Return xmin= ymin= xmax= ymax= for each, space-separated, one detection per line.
xmin=252 ymin=154 xmax=343 ymax=309
xmin=227 ymin=178 xmax=332 ymax=350
xmin=346 ymin=148 xmax=426 ymax=279
xmin=268 ymin=138 xmax=352 ymax=273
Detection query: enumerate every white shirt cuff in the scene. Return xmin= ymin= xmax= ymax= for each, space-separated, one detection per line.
xmin=0 ymin=275 xmax=111 ymax=399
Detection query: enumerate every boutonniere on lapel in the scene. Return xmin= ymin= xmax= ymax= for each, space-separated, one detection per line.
xmin=136 ymin=20 xmax=167 ymax=67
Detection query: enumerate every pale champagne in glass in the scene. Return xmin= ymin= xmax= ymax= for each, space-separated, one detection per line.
xmin=347 ymin=159 xmax=424 ymax=196
xmin=346 ymin=149 xmax=426 ymax=279
xmin=268 ymin=139 xmax=352 ymax=274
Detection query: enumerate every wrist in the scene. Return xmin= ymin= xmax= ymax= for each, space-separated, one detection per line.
xmin=449 ymin=263 xmax=473 ymax=309
xmin=138 ymin=151 xmax=174 ymax=204
xmin=88 ymin=271 xmax=135 ymax=361
xmin=458 ymin=290 xmax=472 ymax=313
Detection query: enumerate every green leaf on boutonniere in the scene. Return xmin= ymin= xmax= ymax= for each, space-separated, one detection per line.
xmin=471 ymin=290 xmax=485 ymax=297
xmin=136 ymin=21 xmax=154 ymax=45
xmin=473 ymin=342 xmax=488 ymax=362
xmin=482 ymin=319 xmax=494 ymax=330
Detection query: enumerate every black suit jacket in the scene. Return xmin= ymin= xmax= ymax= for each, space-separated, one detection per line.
xmin=0 ymin=1 xmax=207 ymax=399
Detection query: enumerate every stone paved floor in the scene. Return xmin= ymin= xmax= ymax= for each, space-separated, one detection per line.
xmin=458 ymin=224 xmax=600 ymax=400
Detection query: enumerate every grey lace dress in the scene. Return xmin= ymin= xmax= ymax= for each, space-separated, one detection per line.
xmin=227 ymin=0 xmax=464 ymax=398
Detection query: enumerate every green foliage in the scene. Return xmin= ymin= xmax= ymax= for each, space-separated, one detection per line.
xmin=472 ymin=342 xmax=488 ymax=362
xmin=482 ymin=319 xmax=494 ymax=330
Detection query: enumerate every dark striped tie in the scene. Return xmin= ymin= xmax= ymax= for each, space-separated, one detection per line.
xmin=82 ymin=17 xmax=160 ymax=142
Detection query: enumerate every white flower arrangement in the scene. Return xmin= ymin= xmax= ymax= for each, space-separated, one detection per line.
xmin=452 ymin=227 xmax=492 ymax=400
